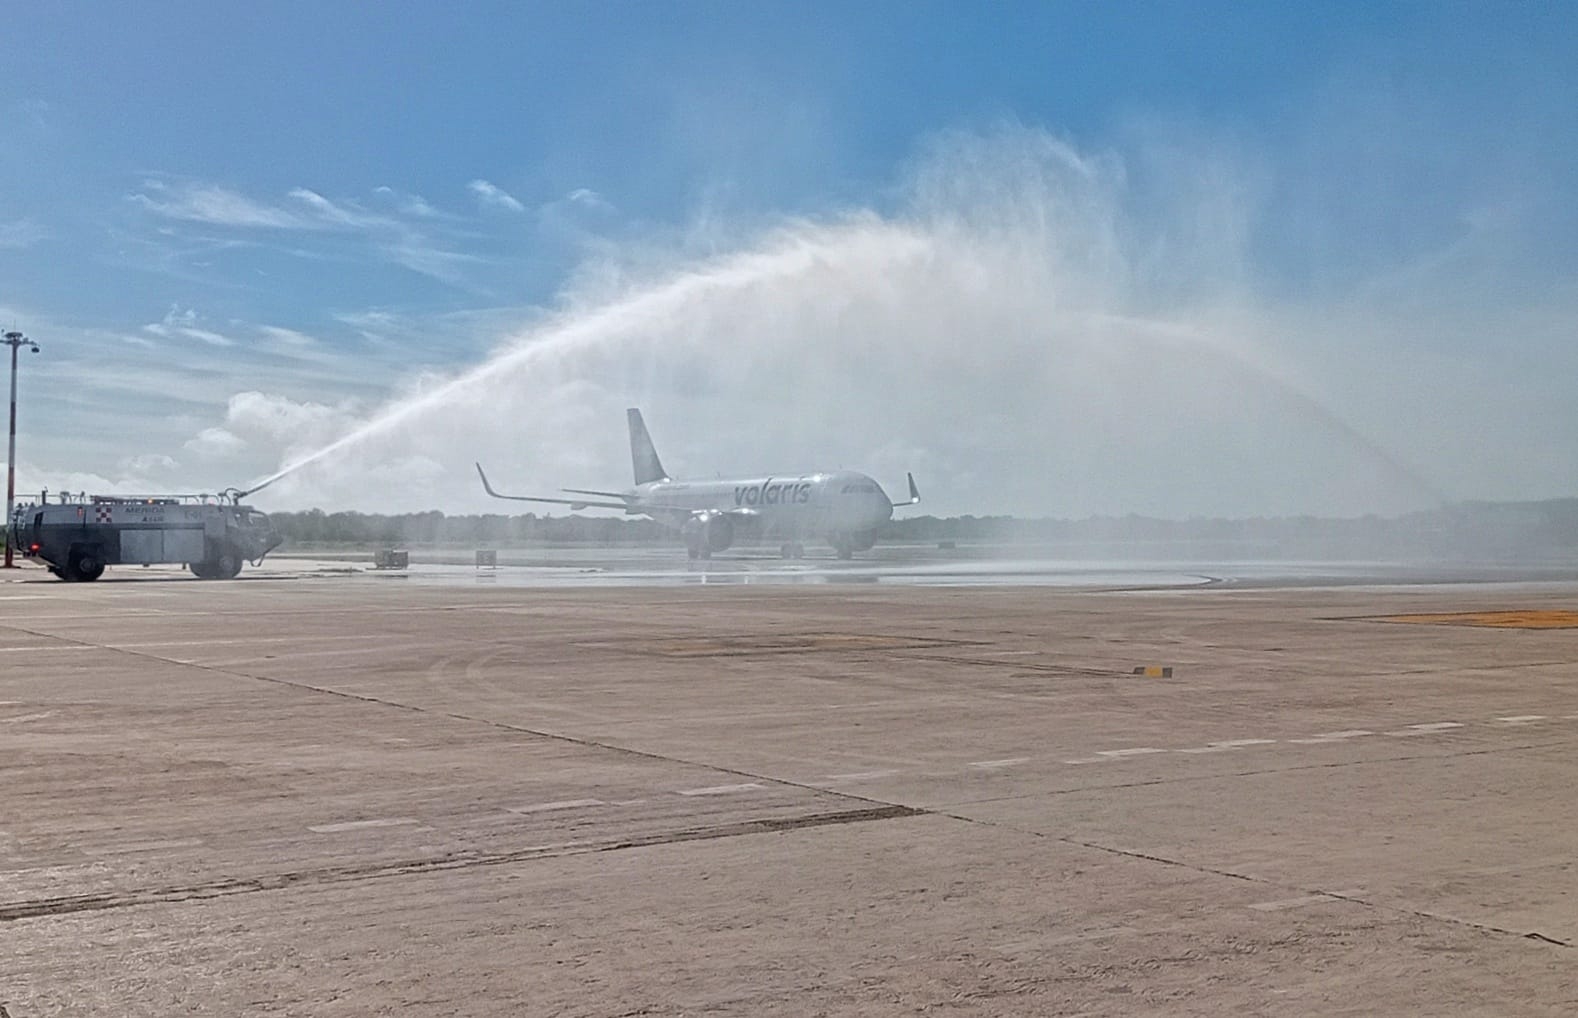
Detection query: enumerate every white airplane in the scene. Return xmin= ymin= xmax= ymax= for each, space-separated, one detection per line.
xmin=476 ymin=408 xmax=919 ymax=560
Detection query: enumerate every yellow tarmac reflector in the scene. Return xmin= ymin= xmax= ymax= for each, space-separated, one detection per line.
xmin=1370 ymin=610 xmax=1578 ymax=630
xmin=1131 ymin=666 xmax=1173 ymax=678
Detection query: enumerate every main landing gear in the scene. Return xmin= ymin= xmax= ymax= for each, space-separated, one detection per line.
xmin=779 ymin=542 xmax=806 ymax=559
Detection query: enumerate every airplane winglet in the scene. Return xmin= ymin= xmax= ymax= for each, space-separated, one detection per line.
xmin=890 ymin=472 xmax=921 ymax=508
xmin=473 ymin=460 xmax=498 ymax=495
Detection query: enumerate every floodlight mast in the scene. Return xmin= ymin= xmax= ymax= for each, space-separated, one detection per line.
xmin=4 ymin=330 xmax=40 ymax=568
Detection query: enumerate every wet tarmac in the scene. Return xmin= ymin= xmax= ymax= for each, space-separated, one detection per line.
xmin=3 ymin=555 xmax=1577 ymax=1014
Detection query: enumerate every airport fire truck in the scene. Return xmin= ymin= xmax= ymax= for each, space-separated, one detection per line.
xmin=9 ymin=490 xmax=282 ymax=581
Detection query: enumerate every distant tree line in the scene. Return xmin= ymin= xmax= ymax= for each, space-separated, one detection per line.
xmin=265 ymin=499 xmax=1578 ymax=561
xmin=269 ymin=509 xmax=668 ymax=547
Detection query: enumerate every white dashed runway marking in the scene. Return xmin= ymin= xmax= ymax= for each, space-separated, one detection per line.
xmin=1288 ymin=729 xmax=1373 ymax=744
xmin=1385 ymin=721 xmax=1464 ymax=736
xmin=969 ymin=757 xmax=1031 ymax=769
xmin=308 ymin=817 xmax=424 ymax=833
xmin=821 ymin=770 xmax=898 ymax=783
xmin=508 ymin=799 xmax=605 ymax=814
xmin=677 ymin=782 xmax=764 ymax=796
xmin=0 ymin=645 xmax=94 ymax=654
xmin=83 ymin=838 xmax=205 ymax=855
xmin=1179 ymin=739 xmax=1277 ymax=754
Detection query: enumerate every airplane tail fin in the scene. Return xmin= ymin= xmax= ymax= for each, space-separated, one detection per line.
xmin=627 ymin=408 xmax=669 ymax=485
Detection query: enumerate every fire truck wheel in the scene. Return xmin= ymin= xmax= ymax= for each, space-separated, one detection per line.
xmin=70 ymin=549 xmax=106 ymax=582
xmin=215 ymin=550 xmax=242 ymax=579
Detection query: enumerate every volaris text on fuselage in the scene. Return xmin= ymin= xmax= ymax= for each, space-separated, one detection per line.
xmin=476 ymin=408 xmax=919 ymax=560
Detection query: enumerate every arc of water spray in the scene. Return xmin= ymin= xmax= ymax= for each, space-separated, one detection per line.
xmin=1091 ymin=312 xmax=1449 ymax=508
xmin=236 ymin=223 xmax=933 ymax=500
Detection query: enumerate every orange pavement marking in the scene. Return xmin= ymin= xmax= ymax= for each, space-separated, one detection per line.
xmin=1369 ymin=610 xmax=1578 ymax=629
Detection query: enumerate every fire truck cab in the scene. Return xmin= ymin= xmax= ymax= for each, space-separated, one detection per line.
xmin=11 ymin=491 xmax=282 ymax=582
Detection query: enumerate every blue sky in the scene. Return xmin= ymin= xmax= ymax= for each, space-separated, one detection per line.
xmin=3 ymin=3 xmax=1577 ymax=516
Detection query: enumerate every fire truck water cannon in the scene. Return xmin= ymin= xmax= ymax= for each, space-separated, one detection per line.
xmin=8 ymin=486 xmax=283 ymax=582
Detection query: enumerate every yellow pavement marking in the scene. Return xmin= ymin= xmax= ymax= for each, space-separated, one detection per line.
xmin=1368 ymin=610 xmax=1578 ymax=629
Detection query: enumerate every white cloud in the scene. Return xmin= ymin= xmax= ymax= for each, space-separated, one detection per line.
xmin=130 ymin=181 xmax=313 ymax=229
xmin=374 ymin=186 xmax=440 ymax=217
xmin=142 ymin=306 xmax=235 ymax=347
xmin=0 ymin=218 xmax=49 ymax=249
xmin=468 ymin=179 xmax=525 ymax=213
xmin=118 ymin=453 xmax=179 ymax=474
xmin=129 ymin=179 xmax=483 ymax=287
xmin=218 ymin=391 xmax=363 ymax=452
xmin=384 ymin=240 xmax=485 ymax=286
xmin=566 ymin=188 xmax=614 ymax=213
xmin=258 ymin=325 xmax=316 ymax=347
xmin=184 ymin=427 xmax=247 ymax=458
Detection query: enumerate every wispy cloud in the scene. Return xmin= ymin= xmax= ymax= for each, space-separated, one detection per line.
xmin=374 ymin=185 xmax=440 ymax=218
xmin=142 ymin=305 xmax=235 ymax=346
xmin=129 ymin=180 xmax=314 ymax=229
xmin=468 ymin=179 xmax=525 ymax=213
xmin=258 ymin=324 xmax=316 ymax=347
xmin=385 ymin=240 xmax=486 ymax=286
xmin=0 ymin=218 xmax=49 ymax=249
xmin=286 ymin=187 xmax=387 ymax=230
xmin=130 ymin=178 xmax=489 ymax=287
xmin=566 ymin=188 xmax=614 ymax=214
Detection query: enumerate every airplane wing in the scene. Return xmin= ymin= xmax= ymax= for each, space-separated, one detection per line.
xmin=889 ymin=472 xmax=921 ymax=508
xmin=475 ymin=463 xmax=630 ymax=511
xmin=562 ymin=487 xmax=631 ymax=499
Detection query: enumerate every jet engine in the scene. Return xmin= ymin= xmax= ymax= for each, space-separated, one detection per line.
xmin=848 ymin=529 xmax=877 ymax=551
xmin=683 ymin=513 xmax=735 ymax=557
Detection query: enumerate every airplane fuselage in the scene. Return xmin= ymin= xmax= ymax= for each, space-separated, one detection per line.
xmin=629 ymin=469 xmax=894 ymax=538
xmin=475 ymin=409 xmax=917 ymax=560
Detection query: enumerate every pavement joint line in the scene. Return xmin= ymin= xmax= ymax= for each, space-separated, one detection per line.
xmin=946 ymin=811 xmax=1574 ymax=951
xmin=1248 ymin=892 xmax=1351 ymax=912
xmin=0 ymin=621 xmax=917 ymax=820
xmin=939 ymin=740 xmax=1575 ymax=808
xmin=0 ymin=805 xmax=927 ymax=924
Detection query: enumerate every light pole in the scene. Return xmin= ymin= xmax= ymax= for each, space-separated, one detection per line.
xmin=4 ymin=330 xmax=40 ymax=568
